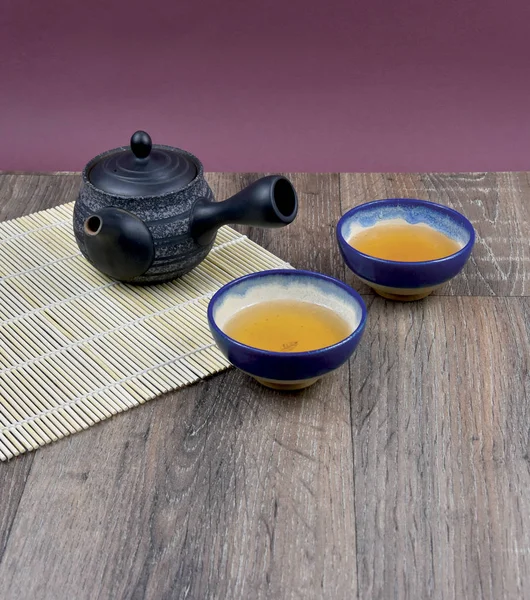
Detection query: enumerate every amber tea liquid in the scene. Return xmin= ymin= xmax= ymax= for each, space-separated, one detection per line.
xmin=348 ymin=220 xmax=462 ymax=261
xmin=224 ymin=300 xmax=351 ymax=352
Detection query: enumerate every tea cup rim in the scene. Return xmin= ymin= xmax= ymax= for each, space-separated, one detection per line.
xmin=336 ymin=198 xmax=476 ymax=266
xmin=207 ymin=269 xmax=367 ymax=358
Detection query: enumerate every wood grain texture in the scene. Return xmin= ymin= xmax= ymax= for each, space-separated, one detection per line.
xmin=0 ymin=367 xmax=357 ymax=600
xmin=0 ymin=172 xmax=529 ymax=599
xmin=0 ymin=172 xmax=81 ymax=220
xmin=340 ymin=172 xmax=530 ymax=297
xmin=350 ymin=295 xmax=530 ymax=599
xmin=0 ymin=455 xmax=34 ymax=563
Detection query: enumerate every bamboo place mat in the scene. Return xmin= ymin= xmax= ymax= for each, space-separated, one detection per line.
xmin=0 ymin=202 xmax=290 ymax=460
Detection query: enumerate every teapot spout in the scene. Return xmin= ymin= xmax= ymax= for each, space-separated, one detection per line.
xmin=190 ymin=175 xmax=298 ymax=245
xmin=83 ymin=207 xmax=155 ymax=281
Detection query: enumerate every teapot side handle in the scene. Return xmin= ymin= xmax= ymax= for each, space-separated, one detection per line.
xmin=190 ymin=175 xmax=298 ymax=246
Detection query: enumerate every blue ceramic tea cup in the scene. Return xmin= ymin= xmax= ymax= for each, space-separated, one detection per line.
xmin=336 ymin=199 xmax=475 ymax=301
xmin=208 ymin=269 xmax=367 ymax=390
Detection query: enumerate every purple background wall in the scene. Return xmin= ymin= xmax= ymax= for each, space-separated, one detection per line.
xmin=1 ymin=0 xmax=529 ymax=173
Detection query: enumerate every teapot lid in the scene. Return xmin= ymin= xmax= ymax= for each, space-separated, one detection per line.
xmin=87 ymin=131 xmax=198 ymax=197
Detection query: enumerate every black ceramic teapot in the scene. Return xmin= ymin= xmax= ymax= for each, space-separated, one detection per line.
xmin=73 ymin=131 xmax=298 ymax=284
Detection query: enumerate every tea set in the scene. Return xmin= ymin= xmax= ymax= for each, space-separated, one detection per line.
xmin=73 ymin=131 xmax=476 ymax=389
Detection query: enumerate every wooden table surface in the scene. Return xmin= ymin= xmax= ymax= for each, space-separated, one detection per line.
xmin=0 ymin=172 xmax=529 ymax=600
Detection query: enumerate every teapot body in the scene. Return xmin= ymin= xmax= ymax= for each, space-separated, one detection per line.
xmin=73 ymin=146 xmax=216 ymax=284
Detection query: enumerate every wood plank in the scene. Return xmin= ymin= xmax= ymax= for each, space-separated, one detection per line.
xmin=0 ymin=369 xmax=357 ymax=599
xmin=0 ymin=456 xmax=34 ymax=563
xmin=350 ymin=295 xmax=530 ymax=599
xmin=340 ymin=173 xmax=530 ymax=297
xmin=0 ymin=173 xmax=358 ymax=599
xmin=0 ymin=172 xmax=81 ymax=220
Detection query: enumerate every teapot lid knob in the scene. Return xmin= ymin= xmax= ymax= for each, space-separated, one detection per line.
xmin=130 ymin=130 xmax=152 ymax=159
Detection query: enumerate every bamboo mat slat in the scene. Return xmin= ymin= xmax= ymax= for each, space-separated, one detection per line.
xmin=0 ymin=202 xmax=291 ymax=460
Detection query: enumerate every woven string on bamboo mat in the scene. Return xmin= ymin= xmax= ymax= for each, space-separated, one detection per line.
xmin=0 ymin=202 xmax=290 ymax=460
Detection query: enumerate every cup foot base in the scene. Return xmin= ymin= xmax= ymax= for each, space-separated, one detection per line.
xmin=375 ymin=289 xmax=434 ymax=302
xmin=253 ymin=376 xmax=321 ymax=390
xmin=357 ymin=276 xmax=440 ymax=302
